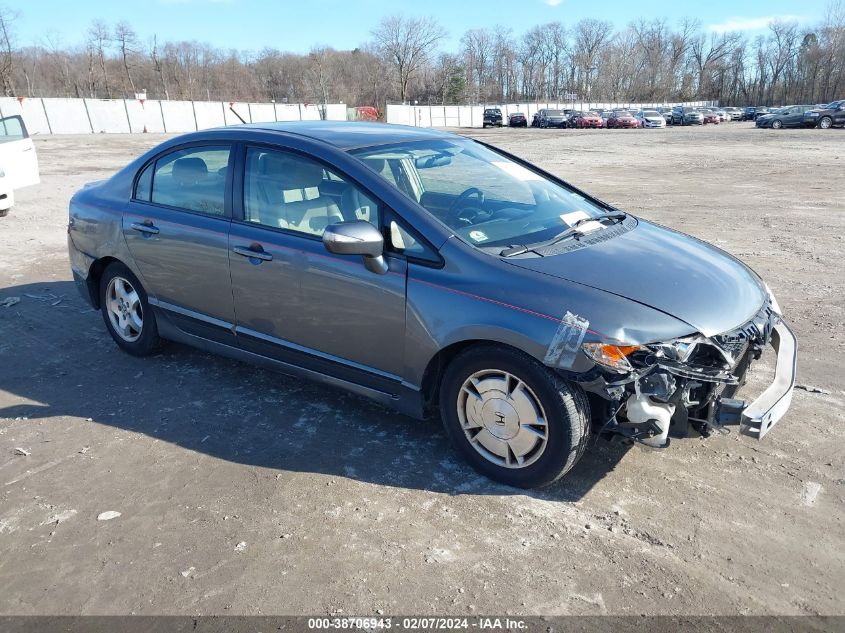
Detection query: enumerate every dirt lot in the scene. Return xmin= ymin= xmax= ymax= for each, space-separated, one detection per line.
xmin=0 ymin=124 xmax=843 ymax=616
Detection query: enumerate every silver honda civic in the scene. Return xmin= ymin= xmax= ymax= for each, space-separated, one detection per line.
xmin=67 ymin=121 xmax=797 ymax=488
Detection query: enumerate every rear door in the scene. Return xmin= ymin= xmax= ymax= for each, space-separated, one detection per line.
xmin=0 ymin=115 xmax=39 ymax=194
xmin=123 ymin=143 xmax=236 ymax=343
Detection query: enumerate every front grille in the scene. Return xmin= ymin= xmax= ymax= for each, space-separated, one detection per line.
xmin=712 ymin=303 xmax=776 ymax=362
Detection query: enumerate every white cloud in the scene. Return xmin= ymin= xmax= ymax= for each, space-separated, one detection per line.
xmin=708 ymin=15 xmax=804 ymax=33
xmin=543 ymin=0 xmax=564 ymax=6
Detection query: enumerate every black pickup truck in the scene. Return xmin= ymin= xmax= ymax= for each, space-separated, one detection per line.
xmin=482 ymin=108 xmax=503 ymax=128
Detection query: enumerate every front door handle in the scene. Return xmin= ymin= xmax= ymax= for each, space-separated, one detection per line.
xmin=131 ymin=221 xmax=159 ymax=235
xmin=232 ymin=245 xmax=273 ymax=261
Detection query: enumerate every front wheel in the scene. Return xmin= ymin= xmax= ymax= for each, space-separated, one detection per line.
xmin=818 ymin=116 xmax=833 ymax=129
xmin=772 ymin=119 xmax=783 ymax=129
xmin=100 ymin=262 xmax=164 ymax=356
xmin=439 ymin=346 xmax=590 ymax=488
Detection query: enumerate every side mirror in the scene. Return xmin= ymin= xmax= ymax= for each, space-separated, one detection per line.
xmin=322 ymin=220 xmax=388 ymax=275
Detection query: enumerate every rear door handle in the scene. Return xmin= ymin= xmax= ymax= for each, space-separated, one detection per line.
xmin=232 ymin=245 xmax=273 ymax=261
xmin=131 ymin=221 xmax=159 ymax=235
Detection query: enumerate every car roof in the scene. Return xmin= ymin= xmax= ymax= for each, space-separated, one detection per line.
xmin=234 ymin=120 xmax=453 ymax=151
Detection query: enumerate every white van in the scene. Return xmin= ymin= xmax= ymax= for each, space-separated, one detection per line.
xmin=0 ymin=114 xmax=40 ymax=216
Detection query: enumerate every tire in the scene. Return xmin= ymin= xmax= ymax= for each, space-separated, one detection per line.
xmin=0 ymin=208 xmax=8 ymax=218
xmin=439 ymin=345 xmax=591 ymax=489
xmin=772 ymin=119 xmax=783 ymax=129
xmin=99 ymin=261 xmax=164 ymax=357
xmin=818 ymin=116 xmax=833 ymax=129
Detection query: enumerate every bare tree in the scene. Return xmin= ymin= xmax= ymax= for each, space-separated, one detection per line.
xmin=87 ymin=20 xmax=111 ymax=97
xmin=0 ymin=6 xmax=17 ymax=95
xmin=114 ymin=21 xmax=138 ymax=96
xmin=371 ymin=15 xmax=446 ymax=102
xmin=573 ymin=19 xmax=613 ymax=101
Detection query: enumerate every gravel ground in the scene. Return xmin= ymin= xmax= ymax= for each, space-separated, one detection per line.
xmin=0 ymin=123 xmax=843 ymax=616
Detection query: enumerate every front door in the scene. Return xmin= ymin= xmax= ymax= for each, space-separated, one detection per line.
xmin=0 ymin=115 xmax=40 ymax=195
xmin=229 ymin=145 xmax=407 ymax=391
xmin=123 ymin=144 xmax=236 ymax=343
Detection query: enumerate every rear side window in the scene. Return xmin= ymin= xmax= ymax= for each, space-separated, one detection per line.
xmin=148 ymin=146 xmax=230 ymax=216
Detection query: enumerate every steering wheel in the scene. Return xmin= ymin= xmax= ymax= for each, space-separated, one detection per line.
xmin=448 ymin=187 xmax=486 ymax=225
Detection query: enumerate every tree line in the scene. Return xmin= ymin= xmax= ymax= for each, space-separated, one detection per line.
xmin=0 ymin=3 xmax=843 ymax=108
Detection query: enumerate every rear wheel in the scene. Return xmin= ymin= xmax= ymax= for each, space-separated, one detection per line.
xmin=100 ymin=262 xmax=164 ymax=356
xmin=818 ymin=116 xmax=833 ymax=129
xmin=439 ymin=346 xmax=590 ymax=488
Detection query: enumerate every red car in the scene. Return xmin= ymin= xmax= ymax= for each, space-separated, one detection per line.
xmin=573 ymin=111 xmax=603 ymax=128
xmin=700 ymin=109 xmax=720 ymax=124
xmin=607 ymin=110 xmax=640 ymax=129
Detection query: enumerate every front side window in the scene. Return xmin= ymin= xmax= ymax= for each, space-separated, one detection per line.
xmin=351 ymin=138 xmax=611 ymax=250
xmin=150 ymin=146 xmax=230 ymax=216
xmin=0 ymin=115 xmax=26 ymax=143
xmin=243 ymin=147 xmax=380 ymax=237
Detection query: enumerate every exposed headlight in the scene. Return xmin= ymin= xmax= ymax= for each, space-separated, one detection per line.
xmin=582 ymin=342 xmax=642 ymax=372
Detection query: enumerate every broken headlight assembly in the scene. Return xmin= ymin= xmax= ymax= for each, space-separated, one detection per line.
xmin=583 ymin=334 xmax=740 ymax=383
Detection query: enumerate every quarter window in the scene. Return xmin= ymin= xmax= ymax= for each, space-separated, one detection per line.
xmin=243 ymin=147 xmax=380 ymax=237
xmin=135 ymin=162 xmax=153 ymax=202
xmin=149 ymin=146 xmax=230 ymax=216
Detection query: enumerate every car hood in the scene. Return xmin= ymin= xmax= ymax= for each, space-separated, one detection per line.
xmin=503 ymin=220 xmax=767 ymax=338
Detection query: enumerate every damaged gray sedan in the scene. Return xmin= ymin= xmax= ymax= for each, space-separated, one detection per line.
xmin=67 ymin=122 xmax=797 ymax=488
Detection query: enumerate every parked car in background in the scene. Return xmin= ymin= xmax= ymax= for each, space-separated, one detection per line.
xmin=0 ymin=115 xmax=40 ymax=218
xmin=672 ymin=106 xmax=704 ymax=125
xmin=508 ymin=112 xmax=528 ymax=127
xmin=537 ymin=109 xmax=567 ymax=128
xmin=740 ymin=107 xmax=759 ymax=121
xmin=635 ymin=109 xmax=666 ymax=128
xmin=599 ymin=111 xmax=613 ymax=127
xmin=713 ymin=109 xmax=729 ymax=122
xmin=756 ymin=105 xmax=814 ymax=129
xmin=723 ymin=107 xmax=743 ymax=120
xmin=482 ymin=108 xmax=503 ymax=128
xmin=803 ymin=99 xmax=845 ymax=129
xmin=565 ymin=112 xmax=583 ymax=128
xmin=698 ymin=109 xmax=720 ymax=124
xmin=67 ymin=121 xmax=797 ymax=489
xmin=572 ymin=111 xmax=603 ymax=128
xmin=607 ymin=110 xmax=639 ymax=128
xmin=655 ymin=107 xmax=673 ymax=123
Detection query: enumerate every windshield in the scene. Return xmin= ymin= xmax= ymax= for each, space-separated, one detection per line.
xmin=546 ymin=110 xmax=563 ymax=116
xmin=614 ymin=111 xmax=632 ymax=117
xmin=643 ymin=110 xmax=660 ymax=117
xmin=350 ymin=138 xmax=612 ymax=249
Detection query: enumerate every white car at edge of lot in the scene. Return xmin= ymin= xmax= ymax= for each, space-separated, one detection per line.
xmin=0 ymin=114 xmax=40 ymax=217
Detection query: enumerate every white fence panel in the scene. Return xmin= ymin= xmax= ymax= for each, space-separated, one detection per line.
xmin=324 ymin=103 xmax=347 ymax=121
xmin=193 ymin=101 xmax=226 ymax=130
xmin=275 ymin=103 xmax=301 ymax=121
xmin=0 ymin=96 xmax=21 ymax=117
xmin=85 ymin=99 xmax=129 ymax=133
xmin=42 ymin=98 xmax=90 ymax=134
xmin=248 ymin=103 xmax=276 ymax=123
xmin=224 ymin=102 xmax=248 ymax=126
xmin=160 ymin=100 xmax=196 ymax=133
xmin=300 ymin=104 xmax=323 ymax=121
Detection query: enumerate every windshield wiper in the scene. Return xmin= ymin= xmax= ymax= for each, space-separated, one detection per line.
xmin=500 ymin=212 xmax=626 ymax=257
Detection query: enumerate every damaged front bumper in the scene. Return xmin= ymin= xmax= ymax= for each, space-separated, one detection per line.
xmin=576 ymin=306 xmax=797 ymax=447
xmin=735 ymin=320 xmax=797 ymax=438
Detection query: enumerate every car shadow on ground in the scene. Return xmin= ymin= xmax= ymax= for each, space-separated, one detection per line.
xmin=0 ymin=280 xmax=631 ymax=501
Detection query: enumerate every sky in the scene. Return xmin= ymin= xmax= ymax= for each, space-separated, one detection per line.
xmin=4 ymin=0 xmax=830 ymax=53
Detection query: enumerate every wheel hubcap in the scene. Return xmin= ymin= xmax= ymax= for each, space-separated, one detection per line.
xmin=106 ymin=276 xmax=143 ymax=342
xmin=457 ymin=370 xmax=548 ymax=469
